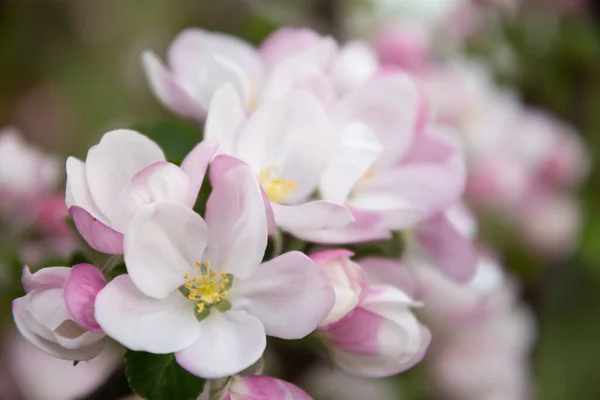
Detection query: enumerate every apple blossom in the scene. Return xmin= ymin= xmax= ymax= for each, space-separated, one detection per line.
xmin=12 ymin=264 xmax=107 ymax=361
xmin=65 ymin=129 xmax=217 ymax=254
xmin=314 ymin=251 xmax=430 ymax=377
xmin=94 ymin=155 xmax=335 ymax=378
xmin=142 ymin=28 xmax=336 ymax=120
xmin=204 ymin=84 xmax=356 ymax=234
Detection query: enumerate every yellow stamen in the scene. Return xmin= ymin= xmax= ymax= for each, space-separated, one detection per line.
xmin=183 ymin=273 xmax=189 ymax=279
xmin=197 ymin=303 xmax=205 ymax=313
xmin=194 ymin=260 xmax=201 ymax=267
xmin=210 ymin=271 xmax=216 ymax=277
xmin=185 ymin=283 xmax=193 ymax=288
xmin=203 ymin=260 xmax=210 ymax=267
xmin=220 ymin=272 xmax=227 ymax=277
xmin=221 ymin=291 xmax=227 ymax=298
xmin=217 ymin=284 xmax=224 ymax=290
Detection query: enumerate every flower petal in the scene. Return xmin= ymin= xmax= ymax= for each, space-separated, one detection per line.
xmin=65 ymin=157 xmax=107 ymax=223
xmin=230 ymin=376 xmax=312 ymax=400
xmin=205 ymin=155 xmax=267 ymax=279
xmin=271 ymin=201 xmax=355 ymax=232
xmin=85 ymin=130 xmax=165 ymax=224
xmin=204 ymin=84 xmax=246 ymax=155
xmin=357 ymin=257 xmax=417 ymax=298
xmin=64 ymin=264 xmax=106 ymax=332
xmin=141 ymin=51 xmax=205 ymax=120
xmin=320 ymin=122 xmax=383 ymax=203
xmin=125 ymin=202 xmax=208 ymax=299
xmin=22 ymin=266 xmax=70 ymax=293
xmin=94 ymin=275 xmax=200 ymax=353
xmin=175 ymin=310 xmax=265 ymax=379
xmin=233 ymin=251 xmax=335 ymax=339
xmin=349 ymin=192 xmax=424 ymax=230
xmin=69 ymin=206 xmax=124 ymax=254
xmin=414 ymin=214 xmax=478 ymax=283
xmin=180 ymin=139 xmax=218 ymax=207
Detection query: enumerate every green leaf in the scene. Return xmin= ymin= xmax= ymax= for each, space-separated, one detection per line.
xmin=130 ymin=120 xmax=203 ymax=165
xmin=125 ymin=350 xmax=205 ymax=400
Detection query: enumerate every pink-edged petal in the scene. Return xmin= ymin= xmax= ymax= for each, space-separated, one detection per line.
xmin=403 ymin=127 xmax=455 ymax=164
xmin=310 ymin=249 xmax=355 ymax=265
xmin=85 ymin=130 xmax=165 ymax=223
xmin=259 ymin=28 xmax=322 ymax=69
xmin=69 ymin=206 xmax=124 ymax=254
xmin=334 ymin=74 xmax=420 ymax=167
xmin=141 ymin=51 xmax=205 ymax=120
xmin=271 ymin=201 xmax=355 ymax=232
xmin=414 ymin=214 xmax=478 ymax=283
xmin=22 ymin=266 xmax=70 ymax=293
xmin=175 ymin=310 xmax=265 ymax=379
xmin=94 ymin=275 xmax=199 ymax=353
xmin=230 ymin=376 xmax=312 ymax=400
xmin=65 ymin=157 xmax=107 ymax=223
xmin=205 ymin=155 xmax=267 ymax=279
xmin=125 ymin=202 xmax=208 ymax=299
xmin=180 ymin=140 xmax=218 ymax=207
xmin=320 ymin=123 xmax=383 ymax=204
xmin=349 ymin=192 xmax=424 ymax=230
xmin=204 ymin=84 xmax=246 ymax=155
xmin=332 ymin=41 xmax=379 ymax=92
xmin=233 ymin=251 xmax=335 ymax=339
xmin=168 ymin=29 xmax=260 ymax=91
xmin=64 ymin=264 xmax=106 ymax=332
xmin=12 ymin=295 xmax=105 ymax=361
xmin=357 ymin=257 xmax=417 ymax=298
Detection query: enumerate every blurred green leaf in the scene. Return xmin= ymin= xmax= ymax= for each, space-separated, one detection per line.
xmin=131 ymin=120 xmax=203 ymax=165
xmin=125 ymin=350 xmax=205 ymax=400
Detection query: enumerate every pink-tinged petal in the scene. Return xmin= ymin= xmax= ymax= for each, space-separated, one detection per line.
xmin=175 ymin=311 xmax=265 ymax=379
xmin=95 ymin=275 xmax=199 ymax=353
xmin=22 ymin=266 xmax=70 ymax=293
xmin=320 ymin=123 xmax=383 ymax=204
xmin=64 ymin=264 xmax=106 ymax=332
xmin=236 ymin=91 xmax=335 ymax=203
xmin=332 ymin=41 xmax=379 ymax=92
xmin=271 ymin=201 xmax=355 ymax=232
xmin=125 ymin=202 xmax=208 ymax=299
xmin=12 ymin=295 xmax=105 ymax=361
xmin=375 ymin=25 xmax=431 ymax=73
xmin=310 ymin=249 xmax=355 ymax=265
xmin=205 ymin=155 xmax=267 ymax=279
xmin=415 ymin=214 xmax=478 ymax=283
xmin=403 ymin=127 xmax=454 ymax=164
xmin=229 ymin=376 xmax=312 ymax=400
xmin=141 ymin=51 xmax=205 ymax=120
xmin=204 ymin=84 xmax=246 ymax=155
xmin=69 ymin=206 xmax=124 ymax=254
xmin=233 ymin=251 xmax=335 ymax=339
xmin=65 ymin=157 xmax=107 ymax=223
xmin=349 ymin=192 xmax=424 ymax=230
xmin=168 ymin=29 xmax=260 ymax=92
xmin=261 ymin=62 xmax=335 ymax=106
xmin=357 ymin=257 xmax=416 ymax=298
xmin=334 ymin=74 xmax=420 ymax=167
xmin=259 ymin=28 xmax=322 ymax=69
xmin=323 ymin=307 xmax=381 ymax=356
xmin=181 ymin=141 xmax=218 ymax=206
xmin=85 ymin=130 xmax=165 ymax=223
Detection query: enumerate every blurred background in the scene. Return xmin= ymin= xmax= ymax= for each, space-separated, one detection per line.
xmin=1 ymin=0 xmax=600 ymax=399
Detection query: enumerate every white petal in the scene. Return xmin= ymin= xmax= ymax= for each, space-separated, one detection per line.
xmin=85 ymin=130 xmax=165 ymax=225
xmin=65 ymin=157 xmax=108 ymax=224
xmin=175 ymin=310 xmax=265 ymax=379
xmin=94 ymin=275 xmax=200 ymax=353
xmin=271 ymin=201 xmax=355 ymax=231
xmin=233 ymin=252 xmax=335 ymax=339
xmin=125 ymin=203 xmax=208 ymax=299
xmin=320 ymin=123 xmax=383 ymax=203
xmin=205 ymin=156 xmax=267 ymax=279
xmin=204 ymin=84 xmax=246 ymax=155
xmin=349 ymin=192 xmax=423 ymax=230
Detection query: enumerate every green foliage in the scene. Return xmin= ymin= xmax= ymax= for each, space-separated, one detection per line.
xmin=131 ymin=120 xmax=203 ymax=165
xmin=125 ymin=350 xmax=206 ymax=400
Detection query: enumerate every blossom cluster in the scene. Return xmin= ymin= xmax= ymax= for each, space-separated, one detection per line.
xmin=10 ymin=27 xmax=472 ymax=399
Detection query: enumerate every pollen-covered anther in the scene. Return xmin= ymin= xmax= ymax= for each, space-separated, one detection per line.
xmin=258 ymin=166 xmax=298 ymax=203
xmin=182 ymin=262 xmax=231 ymax=312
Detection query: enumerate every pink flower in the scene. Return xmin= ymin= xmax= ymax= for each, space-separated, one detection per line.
xmin=12 ymin=264 xmax=107 ymax=361
xmin=94 ymin=155 xmax=334 ymax=378
xmin=199 ymin=375 xmax=311 ymax=400
xmin=314 ymin=251 xmax=429 ymax=377
xmin=143 ymin=28 xmax=336 ymax=120
xmin=66 ymin=129 xmax=217 ymax=254
xmin=204 ymin=85 xmax=356 ymax=234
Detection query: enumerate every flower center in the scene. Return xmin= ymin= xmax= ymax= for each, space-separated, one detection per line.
xmin=259 ymin=166 xmax=297 ymax=204
xmin=181 ymin=260 xmax=233 ymax=319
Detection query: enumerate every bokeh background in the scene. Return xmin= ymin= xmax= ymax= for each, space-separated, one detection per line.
xmin=1 ymin=0 xmax=600 ymax=399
